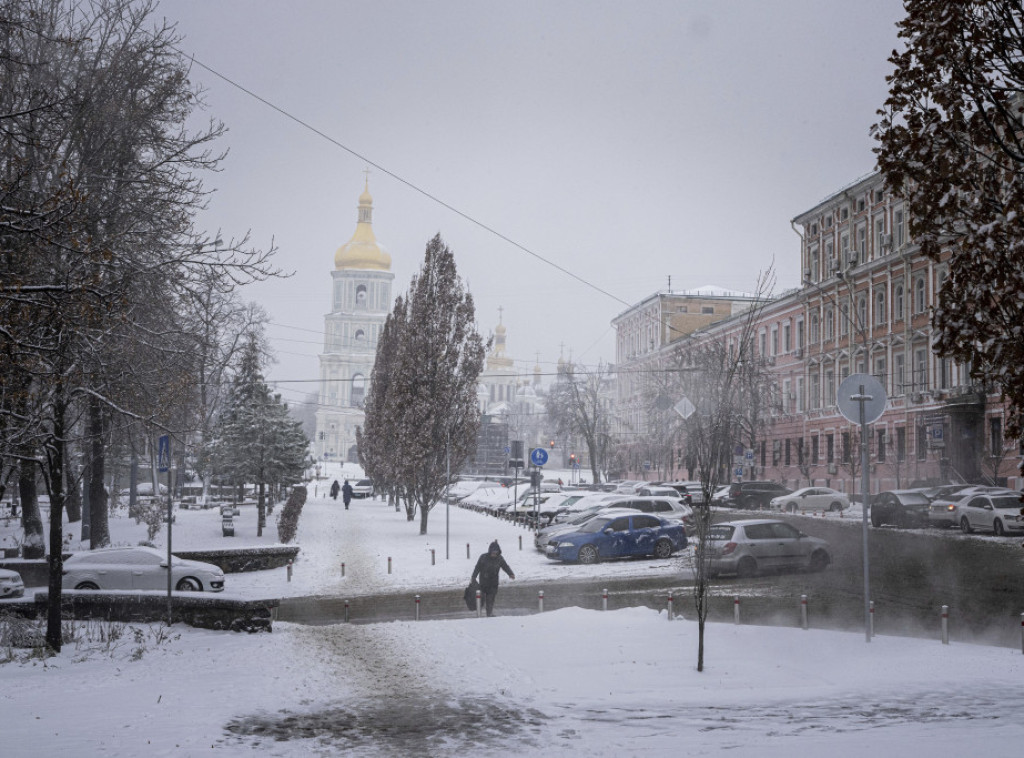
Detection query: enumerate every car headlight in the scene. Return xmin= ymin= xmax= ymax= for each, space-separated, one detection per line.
xmin=557 ymin=542 xmax=574 ymax=548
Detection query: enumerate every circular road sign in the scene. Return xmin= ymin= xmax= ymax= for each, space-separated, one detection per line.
xmin=530 ymin=447 xmax=549 ymax=467
xmin=837 ymin=373 xmax=887 ymax=425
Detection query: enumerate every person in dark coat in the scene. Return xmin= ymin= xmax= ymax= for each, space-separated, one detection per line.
xmin=471 ymin=540 xmax=515 ymax=617
xmin=330 ymin=480 xmax=340 ymax=500
xmin=341 ymin=480 xmax=353 ymax=509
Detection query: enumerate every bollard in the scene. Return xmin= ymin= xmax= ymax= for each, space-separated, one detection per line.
xmin=734 ymin=595 xmax=740 ymax=625
xmin=667 ymin=592 xmax=673 ymax=620
xmin=538 ymin=589 xmax=545 ymax=613
xmin=800 ymin=594 xmax=808 ymax=630
xmin=344 ymin=599 xmax=350 ymax=623
xmin=415 ymin=594 xmax=421 ymax=621
xmin=602 ymin=588 xmax=608 ymax=612
xmin=467 ymin=543 xmax=471 ymax=559
xmin=476 ymin=589 xmax=482 ymax=617
xmin=388 ymin=556 xmax=392 ymax=575
xmin=1020 ymin=613 xmax=1024 ymax=655
xmin=341 ymin=561 xmax=345 ymax=577
xmin=287 ymin=559 xmax=293 ymax=582
xmin=869 ymin=600 xmax=875 ymax=638
xmin=519 ymin=534 xmax=522 ymax=550
xmin=430 ymin=549 xmax=435 ymax=566
xmin=941 ymin=605 xmax=949 ymax=645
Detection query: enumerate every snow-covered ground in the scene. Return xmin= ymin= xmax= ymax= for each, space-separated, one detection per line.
xmin=3 ymin=465 xmax=1024 ymax=756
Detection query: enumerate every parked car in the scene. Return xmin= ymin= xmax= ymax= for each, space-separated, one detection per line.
xmin=534 ymin=505 xmax=642 ymax=551
xmin=0 ymin=567 xmax=25 ymax=598
xmin=924 ymin=485 xmax=1007 ymax=528
xmin=636 ymin=485 xmax=679 ymax=498
xmin=705 ymin=519 xmax=831 ymax=577
xmin=769 ymin=487 xmax=850 ymax=513
xmin=954 ymin=490 xmax=1024 ymax=535
xmin=62 ymin=546 xmax=225 ymax=592
xmin=710 ymin=485 xmax=732 ymax=506
xmin=350 ymin=479 xmax=374 ymax=498
xmin=621 ymin=497 xmax=693 ymax=529
xmin=663 ymin=481 xmax=707 ymax=505
xmin=545 ymin=512 xmax=688 ymax=564
xmin=870 ymin=490 xmax=932 ymax=528
xmin=727 ymin=481 xmax=792 ymax=509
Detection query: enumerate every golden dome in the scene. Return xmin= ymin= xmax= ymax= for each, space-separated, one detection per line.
xmin=334 ymin=181 xmax=392 ymax=271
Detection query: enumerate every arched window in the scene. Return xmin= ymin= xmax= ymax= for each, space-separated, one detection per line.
xmin=825 ymin=308 xmax=835 ymax=341
xmin=355 ymin=284 xmax=368 ymax=307
xmin=354 ymin=329 xmax=365 ymax=343
xmin=875 ymin=290 xmax=886 ymax=325
xmin=894 ymin=284 xmax=905 ymax=321
xmin=840 ymin=304 xmax=850 ymax=336
xmin=351 ymin=374 xmax=365 ymax=407
xmin=856 ymin=295 xmax=867 ymax=330
xmin=809 ymin=313 xmax=819 ymax=343
xmin=914 ymin=276 xmax=926 ymax=313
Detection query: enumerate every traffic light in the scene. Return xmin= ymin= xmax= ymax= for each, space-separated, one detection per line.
xmin=569 ymin=453 xmax=576 ymax=464
xmin=549 ymin=440 xmax=555 ymax=449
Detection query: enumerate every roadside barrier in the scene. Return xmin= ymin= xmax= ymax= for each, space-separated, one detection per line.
xmin=800 ymin=594 xmax=808 ymax=630
xmin=942 ymin=605 xmax=950 ymax=645
xmin=734 ymin=595 xmax=740 ymax=624
xmin=538 ymin=589 xmax=544 ymax=613
xmin=415 ymin=594 xmax=421 ymax=621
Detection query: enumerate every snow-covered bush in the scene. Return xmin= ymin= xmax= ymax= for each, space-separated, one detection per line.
xmin=276 ymin=486 xmax=307 ymax=544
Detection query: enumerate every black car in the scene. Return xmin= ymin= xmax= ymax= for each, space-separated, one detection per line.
xmin=870 ymin=489 xmax=931 ymax=528
xmin=727 ymin=481 xmax=792 ymax=509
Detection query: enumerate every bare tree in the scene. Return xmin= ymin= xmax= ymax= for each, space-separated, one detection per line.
xmin=546 ymin=361 xmax=615 ymax=486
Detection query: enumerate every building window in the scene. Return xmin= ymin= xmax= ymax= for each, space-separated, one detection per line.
xmin=355 ymin=284 xmax=368 ymax=306
xmin=894 ymin=207 xmax=905 ymax=246
xmin=810 ymin=372 xmax=820 ymax=410
xmin=825 ymin=308 xmax=835 ymax=340
xmin=842 ymin=431 xmax=851 ymax=463
xmin=916 ymin=422 xmax=928 ymax=460
xmin=856 ymin=225 xmax=867 ymax=263
xmin=826 ymin=433 xmax=835 ymax=463
xmin=701 ymin=305 xmax=714 ymax=315
xmin=810 ymin=313 xmax=819 ymax=343
xmin=896 ymin=427 xmax=906 ymax=462
xmin=856 ymin=295 xmax=867 ymax=331
xmin=914 ymin=276 xmax=926 ymax=313
xmin=875 ymin=217 xmax=886 ymax=255
xmin=875 ymin=290 xmax=886 ymax=325
xmin=785 ymin=438 xmax=792 ymax=466
xmin=895 ymin=352 xmax=906 ymax=395
xmin=783 ymin=323 xmax=792 ymax=353
xmin=351 ymin=374 xmax=365 ymax=407
xmin=914 ymin=347 xmax=928 ymax=390
xmin=877 ymin=429 xmax=886 ymax=462
xmin=812 ymin=434 xmax=819 ymax=463
xmin=874 ymin=356 xmax=887 ymax=394
xmin=894 ymin=284 xmax=905 ymax=321
xmin=840 ymin=304 xmax=850 ymax=337
xmin=677 ymin=305 xmax=688 ymax=313
xmin=825 ymin=370 xmax=835 ymax=406
xmin=990 ymin=417 xmax=1003 ymax=455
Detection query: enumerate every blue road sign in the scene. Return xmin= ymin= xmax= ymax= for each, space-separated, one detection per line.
xmin=157 ymin=435 xmax=170 ymax=473
xmin=530 ymin=447 xmax=548 ymax=467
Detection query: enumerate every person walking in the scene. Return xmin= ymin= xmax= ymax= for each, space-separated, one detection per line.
xmin=341 ymin=479 xmax=353 ymax=510
xmin=471 ymin=540 xmax=515 ymax=617
xmin=330 ymin=480 xmax=340 ymax=501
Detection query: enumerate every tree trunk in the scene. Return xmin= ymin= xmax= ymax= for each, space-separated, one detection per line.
xmin=18 ymin=461 xmax=45 ymax=559
xmin=419 ymin=501 xmax=429 ymax=535
xmin=257 ymin=479 xmax=265 ymax=537
xmin=45 ymin=398 xmax=67 ymax=653
xmin=64 ymin=440 xmax=82 ymax=524
xmin=88 ymin=398 xmax=110 ymax=548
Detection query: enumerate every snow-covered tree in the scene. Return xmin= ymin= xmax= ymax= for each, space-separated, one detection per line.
xmin=359 ymin=234 xmax=488 ymax=535
xmin=873 ymin=0 xmax=1024 ymax=452
xmin=546 ymin=362 xmax=615 ymax=486
xmin=209 ymin=335 xmax=309 ymax=536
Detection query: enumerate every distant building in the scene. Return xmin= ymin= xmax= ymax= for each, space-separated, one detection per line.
xmin=314 ymin=181 xmax=394 ymax=464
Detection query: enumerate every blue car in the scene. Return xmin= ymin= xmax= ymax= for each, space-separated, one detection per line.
xmin=545 ymin=512 xmax=688 ymax=564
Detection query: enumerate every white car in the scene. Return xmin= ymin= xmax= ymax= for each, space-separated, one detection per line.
xmin=0 ymin=567 xmax=25 ymax=598
xmin=954 ymin=490 xmax=1024 ymax=536
xmin=769 ymin=487 xmax=850 ymax=513
xmin=62 ymin=546 xmax=225 ymax=592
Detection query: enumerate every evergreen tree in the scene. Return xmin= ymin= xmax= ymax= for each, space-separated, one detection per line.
xmin=211 ymin=336 xmax=309 ymax=536
xmin=360 ymin=234 xmax=488 ymax=534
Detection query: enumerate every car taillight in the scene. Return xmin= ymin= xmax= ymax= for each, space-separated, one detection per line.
xmin=721 ymin=542 xmax=737 ymax=555
xmin=945 ymin=504 xmax=956 ymax=512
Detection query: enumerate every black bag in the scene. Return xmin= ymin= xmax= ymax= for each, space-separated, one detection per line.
xmin=463 ymin=580 xmax=480 ymax=611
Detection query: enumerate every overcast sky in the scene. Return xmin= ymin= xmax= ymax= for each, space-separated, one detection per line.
xmin=157 ymin=0 xmax=906 ymax=408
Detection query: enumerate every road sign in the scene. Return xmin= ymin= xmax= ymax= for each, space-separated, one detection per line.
xmin=734 ymin=467 xmax=744 ymax=477
xmin=157 ymin=435 xmax=170 ymax=473
xmin=673 ymin=396 xmax=696 ymax=419
xmin=837 ymin=373 xmax=887 ymax=425
xmin=530 ymin=447 xmax=548 ymax=467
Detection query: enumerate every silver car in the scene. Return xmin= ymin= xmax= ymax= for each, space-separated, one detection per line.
xmin=705 ymin=519 xmax=832 ymax=578
xmin=954 ymin=491 xmax=1024 ymax=536
xmin=0 ymin=567 xmax=25 ymax=598
xmin=62 ymin=546 xmax=225 ymax=592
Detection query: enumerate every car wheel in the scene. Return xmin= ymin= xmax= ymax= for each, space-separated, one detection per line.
xmin=809 ymin=549 xmax=830 ymax=572
xmin=786 ymin=502 xmax=798 ymax=513
xmin=577 ymin=544 xmax=599 ymax=564
xmin=994 ymin=519 xmax=1006 ymax=537
xmin=75 ymin=581 xmax=99 ymax=590
xmin=829 ymin=501 xmax=843 ymax=512
xmin=743 ymin=496 xmax=759 ymax=510
xmin=653 ymin=538 xmax=673 ymax=559
xmin=960 ymin=516 xmax=973 ymax=534
xmin=176 ymin=577 xmax=202 ymax=592
xmin=870 ymin=509 xmax=883 ymax=528
xmin=736 ymin=556 xmax=758 ymax=578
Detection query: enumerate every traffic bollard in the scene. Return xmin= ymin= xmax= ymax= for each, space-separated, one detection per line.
xmin=341 ymin=561 xmax=345 ymax=577
xmin=602 ymin=588 xmax=608 ymax=611
xmin=869 ymin=600 xmax=875 ymax=638
xmin=344 ymin=599 xmax=350 ymax=623
xmin=538 ymin=589 xmax=544 ymax=613
xmin=415 ymin=594 xmax=421 ymax=621
xmin=734 ymin=595 xmax=740 ymax=625
xmin=518 ymin=535 xmax=522 ymax=550
xmin=430 ymin=549 xmax=435 ymax=566
xmin=388 ymin=556 xmax=392 ymax=574
xmin=667 ymin=592 xmax=673 ymax=620
xmin=476 ymin=589 xmax=482 ymax=617
xmin=287 ymin=559 xmax=293 ymax=582
xmin=801 ymin=594 xmax=808 ymax=630
xmin=467 ymin=543 xmax=471 ymax=559
xmin=941 ymin=605 xmax=949 ymax=645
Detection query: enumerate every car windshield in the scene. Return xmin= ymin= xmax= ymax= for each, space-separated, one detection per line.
xmin=896 ymin=493 xmax=931 ymax=506
xmin=991 ymin=496 xmax=1021 ymax=510
xmin=707 ymin=525 xmax=734 ymax=541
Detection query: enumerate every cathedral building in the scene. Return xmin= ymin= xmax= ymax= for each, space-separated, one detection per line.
xmin=314 ymin=181 xmax=394 ymax=463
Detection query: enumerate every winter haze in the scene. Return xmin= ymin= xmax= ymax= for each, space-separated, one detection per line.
xmin=156 ymin=0 xmax=906 ymax=406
